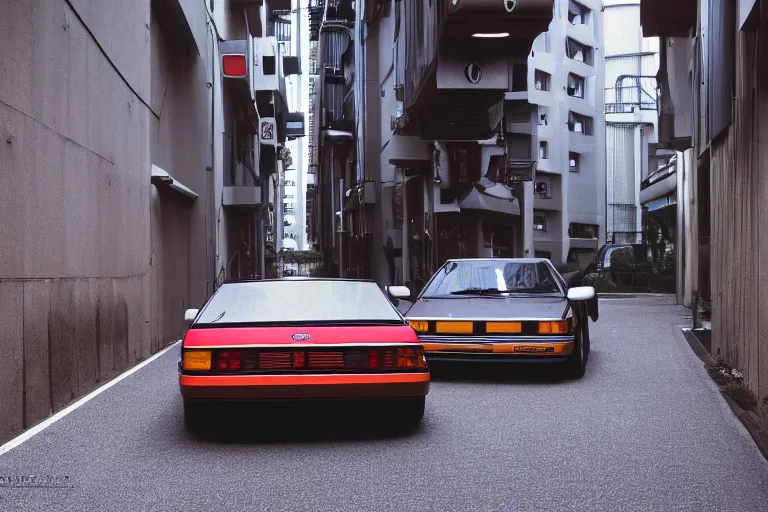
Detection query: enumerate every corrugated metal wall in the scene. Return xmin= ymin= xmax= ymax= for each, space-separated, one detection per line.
xmin=606 ymin=123 xmax=638 ymax=236
xmin=604 ymin=4 xmax=642 ymax=56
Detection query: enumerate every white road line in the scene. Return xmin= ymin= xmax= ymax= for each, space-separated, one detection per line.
xmin=0 ymin=340 xmax=181 ymax=457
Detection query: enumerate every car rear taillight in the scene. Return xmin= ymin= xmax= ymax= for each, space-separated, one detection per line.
xmin=538 ymin=320 xmax=570 ymax=335
xmin=369 ymin=350 xmax=380 ymax=369
xmin=215 ymin=350 xmax=242 ymax=370
xmin=396 ymin=347 xmax=427 ymax=369
xmin=207 ymin=347 xmax=426 ymax=372
xmin=182 ymin=350 xmax=212 ymax=371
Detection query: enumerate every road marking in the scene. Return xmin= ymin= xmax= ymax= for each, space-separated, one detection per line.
xmin=0 ymin=340 xmax=181 ymax=457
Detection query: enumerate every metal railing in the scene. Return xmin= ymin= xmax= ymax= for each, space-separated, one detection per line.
xmin=605 ymin=75 xmax=657 ymax=114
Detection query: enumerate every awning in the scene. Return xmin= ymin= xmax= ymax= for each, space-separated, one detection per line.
xmin=150 ymin=165 xmax=198 ymax=201
xmin=458 ymin=183 xmax=520 ymax=216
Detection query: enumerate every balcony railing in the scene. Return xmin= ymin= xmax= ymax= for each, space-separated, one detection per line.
xmin=641 ymin=161 xmax=676 ymax=190
xmin=605 ymin=75 xmax=657 ymax=114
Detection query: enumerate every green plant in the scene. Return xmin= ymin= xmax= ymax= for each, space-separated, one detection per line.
xmin=722 ymin=382 xmax=758 ymax=411
xmin=583 ymin=272 xmax=616 ymax=293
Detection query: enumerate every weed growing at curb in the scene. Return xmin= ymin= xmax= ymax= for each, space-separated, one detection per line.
xmin=705 ymin=359 xmax=758 ymax=412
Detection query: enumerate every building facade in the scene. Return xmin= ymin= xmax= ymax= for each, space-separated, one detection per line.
xmin=529 ymin=0 xmax=607 ymax=268
xmin=309 ymin=0 xmax=605 ymax=290
xmin=640 ymin=0 xmax=768 ymax=422
xmin=0 ymin=0 xmax=300 ymax=443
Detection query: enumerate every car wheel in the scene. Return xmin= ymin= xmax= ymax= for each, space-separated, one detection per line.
xmin=565 ymin=329 xmax=586 ymax=380
xmin=184 ymin=401 xmax=212 ymax=434
xmin=582 ymin=318 xmax=591 ymax=358
xmin=399 ymin=397 xmax=425 ymax=426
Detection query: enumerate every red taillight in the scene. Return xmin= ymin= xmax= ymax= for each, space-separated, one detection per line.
xmin=369 ymin=350 xmax=380 ymax=369
xmin=213 ymin=347 xmax=425 ymax=372
xmin=215 ymin=350 xmax=242 ymax=370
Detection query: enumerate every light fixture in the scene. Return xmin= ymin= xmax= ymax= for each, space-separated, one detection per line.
xmin=472 ymin=32 xmax=510 ymax=38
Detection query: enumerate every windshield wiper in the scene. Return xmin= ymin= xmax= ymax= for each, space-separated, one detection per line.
xmin=449 ymin=288 xmax=507 ymax=295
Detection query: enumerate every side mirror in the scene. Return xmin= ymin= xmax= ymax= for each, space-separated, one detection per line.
xmin=184 ymin=309 xmax=199 ymax=324
xmin=388 ymin=286 xmax=411 ymax=299
xmin=567 ymin=286 xmax=595 ymax=302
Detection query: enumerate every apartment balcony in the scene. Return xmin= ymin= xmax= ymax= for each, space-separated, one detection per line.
xmin=398 ymin=0 xmax=553 ymax=141
xmin=605 ymin=75 xmax=658 ymax=125
xmin=224 ymin=186 xmax=261 ymax=208
xmin=640 ymin=158 xmax=677 ymax=206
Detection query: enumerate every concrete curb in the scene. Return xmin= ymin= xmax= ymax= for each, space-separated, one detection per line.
xmin=682 ymin=328 xmax=768 ymax=462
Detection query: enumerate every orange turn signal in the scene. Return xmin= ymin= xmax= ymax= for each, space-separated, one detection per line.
xmin=396 ymin=347 xmax=427 ymax=369
xmin=408 ymin=320 xmax=429 ymax=333
xmin=538 ymin=320 xmax=569 ymax=335
xmin=182 ymin=350 xmax=212 ymax=371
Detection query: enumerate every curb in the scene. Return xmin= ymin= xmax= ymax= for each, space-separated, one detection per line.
xmin=682 ymin=328 xmax=768 ymax=462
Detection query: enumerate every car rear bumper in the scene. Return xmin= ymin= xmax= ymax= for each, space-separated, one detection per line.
xmin=179 ymin=372 xmax=430 ymax=401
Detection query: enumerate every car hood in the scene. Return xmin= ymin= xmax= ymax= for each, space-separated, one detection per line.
xmin=404 ymin=296 xmax=569 ymax=320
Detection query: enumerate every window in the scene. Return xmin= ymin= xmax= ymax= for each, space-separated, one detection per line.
xmin=568 ymin=111 xmax=594 ymax=135
xmin=263 ymin=56 xmax=276 ymax=75
xmin=534 ymin=181 xmax=551 ymax=199
xmin=195 ymin=280 xmax=403 ymax=325
xmin=566 ymin=38 xmax=593 ymax=66
xmin=569 ymin=223 xmax=598 ymax=239
xmin=568 ymin=1 xmax=590 ymax=25
xmin=567 ymin=73 xmax=585 ymax=98
xmin=512 ymin=64 xmax=528 ymax=92
xmin=533 ymin=214 xmax=548 ymax=232
xmin=534 ymin=70 xmax=551 ymax=91
xmin=539 ymin=113 xmax=548 ymax=126
xmin=420 ymin=260 xmax=562 ymax=297
xmin=539 ymin=141 xmax=549 ymax=159
xmin=569 ymin=152 xmax=580 ymax=173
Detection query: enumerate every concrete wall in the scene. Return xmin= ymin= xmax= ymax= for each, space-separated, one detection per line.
xmin=0 ymin=0 xmax=214 ymax=443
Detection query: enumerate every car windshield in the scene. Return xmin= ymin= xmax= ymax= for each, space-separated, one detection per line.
xmin=195 ymin=280 xmax=403 ymax=325
xmin=421 ymin=260 xmax=562 ymax=297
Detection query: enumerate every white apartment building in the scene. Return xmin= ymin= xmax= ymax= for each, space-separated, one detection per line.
xmin=527 ymin=0 xmax=607 ymax=267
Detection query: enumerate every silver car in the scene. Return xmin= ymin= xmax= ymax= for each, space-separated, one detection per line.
xmin=397 ymin=258 xmax=599 ymax=378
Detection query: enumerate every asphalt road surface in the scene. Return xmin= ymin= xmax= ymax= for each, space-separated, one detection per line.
xmin=2 ymin=297 xmax=768 ymax=512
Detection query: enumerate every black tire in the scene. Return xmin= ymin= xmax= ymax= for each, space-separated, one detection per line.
xmin=184 ymin=401 xmax=213 ymax=434
xmin=565 ymin=329 xmax=586 ymax=379
xmin=399 ymin=397 xmax=425 ymax=425
xmin=582 ymin=318 xmax=591 ymax=358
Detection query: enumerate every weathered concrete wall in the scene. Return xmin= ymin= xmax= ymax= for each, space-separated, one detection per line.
xmin=709 ymin=20 xmax=768 ymax=419
xmin=0 ymin=0 xmax=213 ymax=443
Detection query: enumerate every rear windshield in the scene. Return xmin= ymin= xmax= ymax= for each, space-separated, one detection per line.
xmin=421 ymin=260 xmax=563 ymax=298
xmin=195 ymin=280 xmax=404 ymax=325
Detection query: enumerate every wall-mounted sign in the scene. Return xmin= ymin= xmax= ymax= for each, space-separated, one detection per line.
xmin=261 ymin=121 xmax=274 ymax=141
xmin=464 ymin=62 xmax=483 ymax=84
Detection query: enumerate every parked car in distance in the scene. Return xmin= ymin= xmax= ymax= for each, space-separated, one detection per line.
xmin=401 ymin=258 xmax=598 ymax=378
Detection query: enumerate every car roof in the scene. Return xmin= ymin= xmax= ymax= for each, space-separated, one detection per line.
xmin=445 ymin=258 xmax=552 ymax=264
xmin=221 ymin=277 xmax=377 ymax=284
